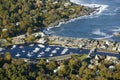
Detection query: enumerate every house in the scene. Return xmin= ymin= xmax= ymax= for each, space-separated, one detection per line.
xmin=88 ymin=64 xmax=94 ymax=69
xmin=53 ymin=1 xmax=58 ymax=4
xmin=108 ymin=65 xmax=115 ymax=69
xmin=105 ymin=56 xmax=118 ymax=61
xmin=90 ymin=59 xmax=99 ymax=65
xmin=64 ymin=2 xmax=72 ymax=7
xmin=37 ymin=38 xmax=47 ymax=44
xmin=16 ymin=22 xmax=20 ymax=26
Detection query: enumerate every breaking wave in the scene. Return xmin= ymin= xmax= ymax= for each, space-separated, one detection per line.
xmin=92 ymin=29 xmax=107 ymax=36
xmin=94 ymin=35 xmax=114 ymax=40
xmin=114 ymin=7 xmax=120 ymax=13
xmin=92 ymin=29 xmax=114 ymax=40
xmin=110 ymin=27 xmax=120 ymax=32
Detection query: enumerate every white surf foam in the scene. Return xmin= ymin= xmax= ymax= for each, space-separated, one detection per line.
xmin=92 ymin=29 xmax=114 ymax=40
xmin=47 ymin=15 xmax=88 ymax=30
xmin=101 ymin=7 xmax=119 ymax=16
xmin=70 ymin=0 xmax=81 ymax=4
xmin=114 ymin=7 xmax=120 ymax=12
xmin=111 ymin=27 xmax=120 ymax=32
xmin=94 ymin=35 xmax=113 ymax=40
xmin=102 ymin=13 xmax=116 ymax=16
xmin=70 ymin=0 xmax=109 ymax=14
xmin=92 ymin=29 xmax=107 ymax=36
xmin=80 ymin=4 xmax=109 ymax=15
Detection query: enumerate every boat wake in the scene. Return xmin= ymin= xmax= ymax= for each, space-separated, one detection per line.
xmin=111 ymin=27 xmax=120 ymax=32
xmin=114 ymin=7 xmax=120 ymax=13
xmin=92 ymin=29 xmax=114 ymax=40
xmin=92 ymin=29 xmax=107 ymax=36
xmin=94 ymin=35 xmax=114 ymax=40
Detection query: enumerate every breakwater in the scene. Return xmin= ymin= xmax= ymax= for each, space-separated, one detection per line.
xmin=48 ymin=36 xmax=120 ymax=54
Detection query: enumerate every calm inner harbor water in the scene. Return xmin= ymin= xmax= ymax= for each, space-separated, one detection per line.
xmin=1 ymin=44 xmax=120 ymax=59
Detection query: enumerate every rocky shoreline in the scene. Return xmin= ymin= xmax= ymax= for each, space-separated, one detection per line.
xmin=113 ymin=32 xmax=120 ymax=37
xmin=48 ymin=35 xmax=120 ymax=54
xmin=0 ymin=32 xmax=120 ymax=55
xmin=47 ymin=6 xmax=95 ymax=28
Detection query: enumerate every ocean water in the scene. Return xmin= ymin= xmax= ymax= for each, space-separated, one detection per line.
xmin=48 ymin=0 xmax=120 ymax=42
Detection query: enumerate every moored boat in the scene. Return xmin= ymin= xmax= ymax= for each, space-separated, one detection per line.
xmin=16 ymin=52 xmax=21 ymax=57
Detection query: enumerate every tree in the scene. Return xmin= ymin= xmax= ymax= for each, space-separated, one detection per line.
xmin=0 ymin=54 xmax=3 ymax=62
xmin=68 ymin=58 xmax=79 ymax=73
xmin=46 ymin=61 xmax=57 ymax=72
xmin=6 ymin=37 xmax=12 ymax=43
xmin=1 ymin=29 xmax=9 ymax=38
xmin=58 ymin=66 xmax=68 ymax=76
xmin=25 ymin=35 xmax=36 ymax=43
xmin=70 ymin=74 xmax=80 ymax=80
xmin=27 ymin=27 xmax=32 ymax=35
xmin=12 ymin=58 xmax=25 ymax=66
xmin=5 ymin=52 xmax=11 ymax=61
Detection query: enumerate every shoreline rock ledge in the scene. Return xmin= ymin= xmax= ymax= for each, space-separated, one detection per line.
xmin=48 ymin=36 xmax=120 ymax=54
xmin=113 ymin=32 xmax=120 ymax=37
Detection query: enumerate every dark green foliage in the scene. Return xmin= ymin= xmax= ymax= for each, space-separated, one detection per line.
xmin=0 ymin=53 xmax=120 ymax=80
xmin=0 ymin=0 xmax=92 ymax=38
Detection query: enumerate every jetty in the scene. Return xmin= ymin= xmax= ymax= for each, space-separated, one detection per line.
xmin=48 ymin=36 xmax=120 ymax=54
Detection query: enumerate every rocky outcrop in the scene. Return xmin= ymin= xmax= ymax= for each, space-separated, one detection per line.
xmin=48 ymin=7 xmax=95 ymax=27
xmin=113 ymin=32 xmax=120 ymax=36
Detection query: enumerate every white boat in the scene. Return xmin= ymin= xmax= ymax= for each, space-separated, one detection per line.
xmin=61 ymin=48 xmax=68 ymax=55
xmin=33 ymin=50 xmax=37 ymax=53
xmin=40 ymin=51 xmax=44 ymax=55
xmin=52 ymin=50 xmax=57 ymax=54
xmin=35 ymin=47 xmax=40 ymax=51
xmin=49 ymin=54 xmax=53 ymax=57
xmin=56 ymin=47 xmax=60 ymax=50
xmin=11 ymin=45 xmax=16 ymax=49
xmin=38 ymin=44 xmax=45 ymax=48
xmin=37 ymin=54 xmax=42 ymax=57
xmin=33 ymin=47 xmax=40 ymax=53
xmin=19 ymin=46 xmax=24 ymax=48
xmin=22 ymin=50 xmax=25 ymax=53
xmin=27 ymin=52 xmax=32 ymax=57
xmin=12 ymin=45 xmax=16 ymax=48
xmin=0 ymin=48 xmax=4 ymax=51
xmin=16 ymin=53 xmax=21 ymax=57
xmin=45 ymin=47 xmax=51 ymax=52
xmin=29 ymin=44 xmax=34 ymax=47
